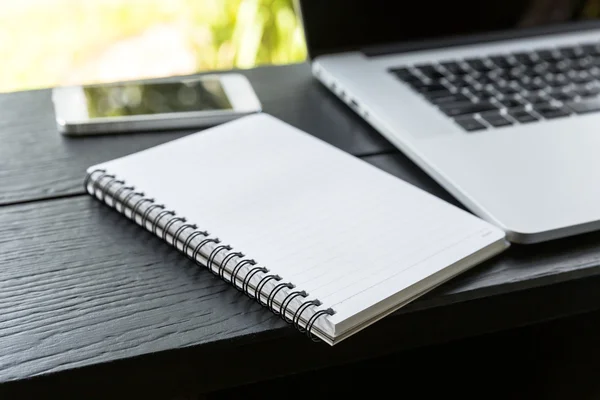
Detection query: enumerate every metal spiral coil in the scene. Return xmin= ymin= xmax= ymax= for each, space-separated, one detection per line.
xmin=84 ymin=169 xmax=336 ymax=342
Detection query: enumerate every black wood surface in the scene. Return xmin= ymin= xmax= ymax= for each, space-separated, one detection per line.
xmin=2 ymin=152 xmax=600 ymax=397
xmin=0 ymin=63 xmax=393 ymax=206
xmin=0 ymin=196 xmax=285 ymax=382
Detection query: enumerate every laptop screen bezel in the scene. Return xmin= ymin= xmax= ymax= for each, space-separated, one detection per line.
xmin=295 ymin=0 xmax=600 ymax=59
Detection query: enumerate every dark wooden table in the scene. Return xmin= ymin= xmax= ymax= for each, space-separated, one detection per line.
xmin=2 ymin=62 xmax=600 ymax=399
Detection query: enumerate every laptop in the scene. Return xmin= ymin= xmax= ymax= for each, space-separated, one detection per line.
xmin=296 ymin=0 xmax=600 ymax=244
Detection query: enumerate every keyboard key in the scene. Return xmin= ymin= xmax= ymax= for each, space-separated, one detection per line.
xmin=513 ymin=52 xmax=538 ymax=66
xmin=467 ymin=90 xmax=494 ymax=102
xmin=487 ymin=69 xmax=508 ymax=80
xmin=509 ymin=66 xmax=527 ymax=79
xmin=532 ymin=76 xmax=547 ymax=87
xmin=507 ymin=107 xmax=539 ymax=123
xmin=549 ymin=59 xmax=572 ymax=73
xmin=414 ymin=63 xmax=436 ymax=74
xmin=533 ymin=62 xmax=550 ymax=74
xmin=440 ymin=61 xmax=464 ymax=75
xmin=555 ymin=74 xmax=570 ymax=87
xmin=389 ymin=67 xmax=412 ymax=78
xmin=467 ymin=83 xmax=497 ymax=97
xmin=581 ymin=42 xmax=600 ymax=56
xmin=480 ymin=111 xmax=514 ymax=127
xmin=412 ymin=82 xmax=448 ymax=93
xmin=558 ymin=45 xmax=584 ymax=59
xmin=496 ymin=84 xmax=520 ymax=94
xmin=454 ymin=115 xmax=487 ymax=132
xmin=589 ymin=56 xmax=600 ymax=66
xmin=490 ymin=77 xmax=508 ymax=87
xmin=573 ymin=56 xmax=595 ymax=70
xmin=415 ymin=64 xmax=445 ymax=79
xmin=590 ymin=66 xmax=600 ymax=78
xmin=536 ymin=49 xmax=561 ymax=61
xmin=577 ymin=84 xmax=600 ymax=98
xmin=390 ymin=67 xmax=422 ymax=83
xmin=464 ymin=69 xmax=482 ymax=79
xmin=439 ymin=100 xmax=498 ymax=117
xmin=466 ymin=81 xmax=484 ymax=92
xmin=429 ymin=93 xmax=471 ymax=104
xmin=570 ymin=71 xmax=593 ymax=84
xmin=482 ymin=83 xmax=500 ymax=94
xmin=407 ymin=79 xmax=428 ymax=88
xmin=519 ymin=75 xmax=532 ymax=86
xmin=567 ymin=97 xmax=600 ymax=114
xmin=424 ymin=88 xmax=453 ymax=99
xmin=502 ymin=78 xmax=520 ymax=87
xmin=446 ymin=74 xmax=469 ymax=85
xmin=533 ymin=101 xmax=572 ymax=119
xmin=521 ymin=91 xmax=550 ymax=104
xmin=521 ymin=68 xmax=540 ymax=79
xmin=474 ymin=75 xmax=496 ymax=85
xmin=520 ymin=78 xmax=546 ymax=91
xmin=586 ymin=56 xmax=600 ymax=67
xmin=489 ymin=55 xmax=515 ymax=69
xmin=544 ymin=73 xmax=569 ymax=87
xmin=502 ymin=92 xmax=521 ymax=101
xmin=550 ymin=89 xmax=577 ymax=102
xmin=441 ymin=74 xmax=458 ymax=82
xmin=448 ymin=82 xmax=470 ymax=92
xmin=463 ymin=73 xmax=479 ymax=83
xmin=498 ymin=98 xmax=524 ymax=108
xmin=465 ymin=58 xmax=493 ymax=72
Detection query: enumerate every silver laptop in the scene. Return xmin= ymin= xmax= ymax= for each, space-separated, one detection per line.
xmin=296 ymin=0 xmax=600 ymax=244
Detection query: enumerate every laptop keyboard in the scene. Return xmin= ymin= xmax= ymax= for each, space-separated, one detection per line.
xmin=389 ymin=41 xmax=600 ymax=132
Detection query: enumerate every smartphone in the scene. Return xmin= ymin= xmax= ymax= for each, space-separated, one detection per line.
xmin=51 ymin=74 xmax=261 ymax=135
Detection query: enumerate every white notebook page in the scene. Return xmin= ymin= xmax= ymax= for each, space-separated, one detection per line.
xmin=90 ymin=114 xmax=506 ymax=335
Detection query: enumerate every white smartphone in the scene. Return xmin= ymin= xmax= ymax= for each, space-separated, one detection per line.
xmin=51 ymin=73 xmax=261 ymax=135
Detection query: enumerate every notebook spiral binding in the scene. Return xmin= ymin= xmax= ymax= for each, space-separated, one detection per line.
xmin=85 ymin=169 xmax=336 ymax=342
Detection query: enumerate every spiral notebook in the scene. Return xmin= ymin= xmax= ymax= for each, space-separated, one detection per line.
xmin=84 ymin=113 xmax=509 ymax=345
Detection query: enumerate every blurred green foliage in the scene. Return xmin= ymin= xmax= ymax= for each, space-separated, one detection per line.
xmin=0 ymin=0 xmax=307 ymax=93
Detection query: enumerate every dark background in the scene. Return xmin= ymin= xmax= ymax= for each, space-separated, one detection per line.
xmin=298 ymin=0 xmax=598 ymax=57
xmin=211 ymin=308 xmax=600 ymax=399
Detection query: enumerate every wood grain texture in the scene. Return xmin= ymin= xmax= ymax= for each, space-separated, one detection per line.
xmin=0 ymin=62 xmax=393 ymax=205
xmin=0 ymin=197 xmax=286 ymax=382
xmin=1 ymin=153 xmax=600 ymax=389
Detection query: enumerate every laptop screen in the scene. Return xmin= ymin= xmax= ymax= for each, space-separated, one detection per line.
xmin=297 ymin=0 xmax=600 ymax=58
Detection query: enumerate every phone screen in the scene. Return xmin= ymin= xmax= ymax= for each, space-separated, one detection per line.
xmin=83 ymin=77 xmax=232 ymax=118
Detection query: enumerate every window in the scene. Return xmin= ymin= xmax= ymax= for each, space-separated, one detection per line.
xmin=0 ymin=0 xmax=306 ymax=92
